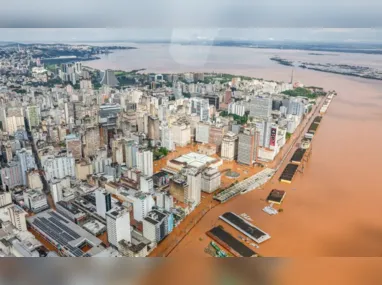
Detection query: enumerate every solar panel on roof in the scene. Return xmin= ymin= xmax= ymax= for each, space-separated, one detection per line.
xmin=49 ymin=211 xmax=69 ymax=223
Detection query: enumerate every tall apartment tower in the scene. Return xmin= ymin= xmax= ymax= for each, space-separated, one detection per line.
xmin=106 ymin=207 xmax=131 ymax=249
xmin=237 ymin=127 xmax=258 ymax=166
xmin=95 ymin=188 xmax=112 ymax=219
xmin=136 ymin=150 xmax=153 ymax=177
xmin=221 ymin=132 xmax=239 ymax=161
xmin=249 ymin=96 xmax=272 ymax=119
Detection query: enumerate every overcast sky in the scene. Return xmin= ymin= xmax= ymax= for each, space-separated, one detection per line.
xmin=0 ymin=0 xmax=381 ymax=42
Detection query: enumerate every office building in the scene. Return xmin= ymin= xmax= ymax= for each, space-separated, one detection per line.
xmin=106 ymin=207 xmax=131 ymax=248
xmin=205 ymin=94 xmax=220 ymax=110
xmin=221 ymin=132 xmax=238 ymax=161
xmin=190 ymin=98 xmax=210 ymax=122
xmin=237 ymin=127 xmax=258 ymax=166
xmin=195 ymin=122 xmax=210 ymax=144
xmin=95 ymin=188 xmax=112 ymax=219
xmin=8 ymin=205 xmax=27 ymax=231
xmin=201 ymin=168 xmax=221 ymax=193
xmin=249 ymin=96 xmax=272 ymax=119
xmin=136 ymin=150 xmax=153 ymax=177
xmin=209 ymin=125 xmax=227 ymax=151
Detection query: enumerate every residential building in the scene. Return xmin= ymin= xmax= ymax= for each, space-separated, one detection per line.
xmin=160 ymin=124 xmax=174 ymax=151
xmin=16 ymin=148 xmax=37 ymax=186
xmin=0 ymin=190 xmax=12 ymax=208
xmin=185 ymin=168 xmax=202 ymax=206
xmin=143 ymin=209 xmax=173 ymax=243
xmin=228 ymin=101 xmax=246 ymax=117
xmin=8 ymin=205 xmax=27 ymax=231
xmin=106 ymin=207 xmax=131 ymax=248
xmin=136 ymin=150 xmax=153 ymax=177
xmin=26 ymin=105 xmax=41 ymax=128
xmin=124 ymin=190 xmax=155 ymax=222
xmin=1 ymin=161 xmax=23 ymax=190
xmin=41 ymin=152 xmax=75 ymax=182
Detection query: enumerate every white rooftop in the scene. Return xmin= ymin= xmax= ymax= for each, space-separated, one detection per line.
xmin=173 ymin=152 xmax=215 ymax=168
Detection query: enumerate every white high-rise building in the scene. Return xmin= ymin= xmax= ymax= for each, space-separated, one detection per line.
xmin=201 ymin=168 xmax=221 ymax=193
xmin=0 ymin=191 xmax=12 ymax=208
xmin=221 ymin=132 xmax=238 ymax=161
xmin=228 ymin=102 xmax=246 ymax=117
xmin=106 ymin=207 xmax=131 ymax=249
xmin=171 ymin=122 xmax=191 ymax=147
xmin=16 ymin=148 xmax=36 ymax=186
xmin=185 ymin=168 xmax=202 ymax=206
xmin=195 ymin=122 xmax=210 ymax=144
xmin=95 ymin=188 xmax=112 ymax=219
xmin=249 ymin=95 xmax=272 ymax=119
xmin=125 ymin=190 xmax=155 ymax=222
xmin=41 ymin=153 xmax=75 ymax=182
xmin=161 ymin=124 xmax=174 ymax=151
xmin=8 ymin=205 xmax=27 ymax=231
xmin=136 ymin=150 xmax=153 ymax=177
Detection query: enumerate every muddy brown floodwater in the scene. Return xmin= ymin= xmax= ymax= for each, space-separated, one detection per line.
xmin=86 ymin=44 xmax=382 ymax=257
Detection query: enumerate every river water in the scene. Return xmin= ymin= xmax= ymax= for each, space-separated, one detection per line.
xmin=86 ymin=44 xmax=382 ymax=257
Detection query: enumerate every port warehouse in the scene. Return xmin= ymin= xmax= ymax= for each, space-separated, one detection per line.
xmin=290 ymin=148 xmax=306 ymax=165
xmin=219 ymin=212 xmax=271 ymax=244
xmin=207 ymin=226 xmax=257 ymax=257
xmin=266 ymin=189 xmax=286 ymax=204
xmin=279 ymin=164 xmax=299 ymax=183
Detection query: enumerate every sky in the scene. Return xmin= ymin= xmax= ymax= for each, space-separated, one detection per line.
xmin=0 ymin=0 xmax=381 ymax=43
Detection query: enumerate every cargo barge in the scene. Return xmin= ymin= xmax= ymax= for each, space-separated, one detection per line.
xmin=290 ymin=148 xmax=306 ymax=165
xmin=207 ymin=226 xmax=258 ymax=257
xmin=219 ymin=212 xmax=271 ymax=244
xmin=279 ymin=163 xmax=299 ymax=183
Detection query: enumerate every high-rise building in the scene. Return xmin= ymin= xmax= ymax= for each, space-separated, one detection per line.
xmin=237 ymin=127 xmax=258 ymax=166
xmin=125 ymin=190 xmax=155 ymax=222
xmin=224 ymin=90 xmax=232 ymax=104
xmin=185 ymin=168 xmax=202 ymax=206
xmin=41 ymin=153 xmax=75 ymax=182
xmin=201 ymin=168 xmax=221 ymax=193
xmin=95 ymin=188 xmax=112 ymax=219
xmin=26 ymin=105 xmax=41 ymax=128
xmin=228 ymin=101 xmax=246 ymax=117
xmin=205 ymin=94 xmax=220 ymax=110
xmin=143 ymin=209 xmax=173 ymax=243
xmin=190 ymin=98 xmax=210 ymax=122
xmin=16 ymin=148 xmax=36 ymax=186
xmin=0 ymin=190 xmax=12 ymax=208
xmin=161 ymin=124 xmax=174 ymax=151
xmin=83 ymin=126 xmax=100 ymax=158
xmin=249 ymin=96 xmax=272 ymax=119
xmin=287 ymin=98 xmax=305 ymax=117
xmin=106 ymin=207 xmax=131 ymax=248
xmin=171 ymin=122 xmax=191 ymax=147
xmin=8 ymin=205 xmax=27 ymax=231
xmin=195 ymin=122 xmax=210 ymax=144
xmin=148 ymin=116 xmax=160 ymax=141
xmin=221 ymin=132 xmax=239 ymax=161
xmin=209 ymin=125 xmax=227 ymax=151
xmin=1 ymin=161 xmax=23 ymax=190
xmin=66 ymin=134 xmax=82 ymax=160
xmin=124 ymin=139 xmax=138 ymax=168
xmin=136 ymin=150 xmax=153 ymax=177
xmin=111 ymin=139 xmax=124 ymax=164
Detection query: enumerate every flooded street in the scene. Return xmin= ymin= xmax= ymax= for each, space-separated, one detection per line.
xmin=86 ymin=44 xmax=382 ymax=257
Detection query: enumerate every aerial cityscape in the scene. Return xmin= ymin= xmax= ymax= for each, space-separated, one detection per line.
xmin=0 ymin=32 xmax=381 ymax=262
